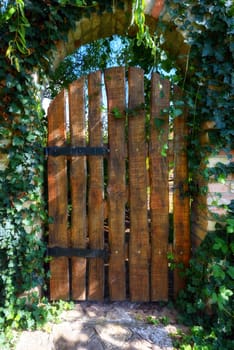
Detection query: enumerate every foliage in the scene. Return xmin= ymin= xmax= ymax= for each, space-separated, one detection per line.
xmin=0 ymin=298 xmax=73 ymax=349
xmin=0 ymin=1 xmax=129 ymax=346
xmin=0 ymin=0 xmax=96 ymax=346
xmin=132 ymin=0 xmax=157 ymax=55
xmin=46 ymin=35 xmax=130 ymax=98
xmin=166 ymin=1 xmax=233 ymax=346
xmin=167 ymin=0 xmax=234 ymax=158
xmin=171 ymin=325 xmax=226 ymax=350
xmin=1 ymin=0 xmax=30 ymax=71
xmin=46 ymin=33 xmax=173 ymax=99
xmin=162 ymin=2 xmax=234 ymax=347
xmin=176 ymin=201 xmax=234 ymax=349
xmin=146 ymin=314 xmax=170 ymax=326
xmin=0 ymin=0 xmax=233 ymax=349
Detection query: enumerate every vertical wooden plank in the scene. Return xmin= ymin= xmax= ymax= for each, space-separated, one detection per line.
xmin=173 ymin=86 xmax=191 ymax=297
xmin=104 ymin=67 xmax=126 ymax=300
xmin=48 ymin=90 xmax=69 ymax=300
xmin=68 ymin=78 xmax=87 ymax=300
xmin=128 ymin=67 xmax=150 ymax=301
xmin=149 ymin=73 xmax=170 ymax=301
xmin=87 ymin=71 xmax=104 ymax=300
xmin=191 ymin=122 xmax=210 ymax=249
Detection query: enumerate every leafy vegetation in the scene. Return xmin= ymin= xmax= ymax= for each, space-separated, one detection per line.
xmin=0 ymin=298 xmax=73 ymax=349
xmin=0 ymin=0 xmax=233 ymax=349
xmin=162 ymin=2 xmax=234 ymax=348
xmin=176 ymin=201 xmax=234 ymax=349
xmin=0 ymin=0 xmax=98 ymax=346
xmin=167 ymin=0 xmax=233 ymax=153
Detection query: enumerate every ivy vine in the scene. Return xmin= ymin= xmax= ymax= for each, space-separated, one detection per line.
xmin=163 ymin=2 xmax=234 ymax=347
xmin=0 ymin=0 xmax=233 ymax=348
xmin=0 ymin=1 xmax=128 ymax=345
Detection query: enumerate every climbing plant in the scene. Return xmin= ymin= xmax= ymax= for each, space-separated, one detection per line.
xmin=0 ymin=0 xmax=125 ymax=345
xmin=176 ymin=201 xmax=234 ymax=349
xmin=0 ymin=0 xmax=233 ymax=348
xmin=131 ymin=1 xmax=234 ymax=348
xmin=164 ymin=1 xmax=234 ymax=348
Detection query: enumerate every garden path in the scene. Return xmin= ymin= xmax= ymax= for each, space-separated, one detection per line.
xmin=15 ymin=301 xmax=187 ymax=350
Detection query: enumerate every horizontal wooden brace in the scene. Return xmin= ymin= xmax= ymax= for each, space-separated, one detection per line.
xmin=47 ymin=246 xmax=109 ymax=260
xmin=45 ymin=146 xmax=109 ymax=157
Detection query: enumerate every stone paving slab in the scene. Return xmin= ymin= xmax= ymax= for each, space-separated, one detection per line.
xmin=15 ymin=302 xmax=186 ymax=350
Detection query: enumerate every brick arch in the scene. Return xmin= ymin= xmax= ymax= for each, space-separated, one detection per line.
xmin=52 ymin=0 xmax=189 ymax=72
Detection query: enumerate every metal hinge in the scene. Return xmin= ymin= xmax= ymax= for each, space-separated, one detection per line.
xmin=47 ymin=246 xmax=109 ymax=261
xmin=45 ymin=146 xmax=109 ymax=157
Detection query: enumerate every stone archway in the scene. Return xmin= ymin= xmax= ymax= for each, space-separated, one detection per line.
xmin=51 ymin=1 xmax=189 ymax=73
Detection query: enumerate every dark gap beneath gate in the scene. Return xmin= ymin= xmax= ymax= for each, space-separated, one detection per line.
xmin=104 ymin=216 xmax=109 ymax=299
xmin=125 ymin=206 xmax=130 ymax=299
xmin=67 ymin=159 xmax=73 ymax=301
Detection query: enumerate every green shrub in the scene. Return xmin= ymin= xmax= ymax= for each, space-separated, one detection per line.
xmin=176 ymin=201 xmax=234 ymax=349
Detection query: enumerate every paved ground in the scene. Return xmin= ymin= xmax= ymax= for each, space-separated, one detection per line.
xmin=15 ymin=302 xmax=187 ymax=350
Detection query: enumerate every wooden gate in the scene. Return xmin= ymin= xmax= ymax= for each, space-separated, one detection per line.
xmin=46 ymin=67 xmax=190 ymax=302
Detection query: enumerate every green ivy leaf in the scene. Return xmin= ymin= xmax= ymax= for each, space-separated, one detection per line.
xmin=213 ymin=238 xmax=228 ymax=254
xmin=161 ymin=143 xmax=168 ymax=157
xmin=202 ymin=42 xmax=213 ymax=57
xmin=227 ymin=266 xmax=234 ymax=279
xmin=154 ymin=117 xmax=164 ymax=129
xmin=219 ymin=286 xmax=233 ymax=302
xmin=173 ymin=108 xmax=183 ymax=118
xmin=226 ymin=218 xmax=234 ymax=233
xmin=3 ymin=7 xmax=16 ymax=21
xmin=112 ymin=107 xmax=123 ymax=119
xmin=12 ymin=136 xmax=24 ymax=146
xmin=212 ymin=264 xmax=225 ymax=280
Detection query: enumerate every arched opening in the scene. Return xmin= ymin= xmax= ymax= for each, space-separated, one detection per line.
xmin=51 ymin=5 xmax=189 ymax=73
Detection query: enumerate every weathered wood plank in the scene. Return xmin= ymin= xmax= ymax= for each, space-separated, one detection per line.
xmin=68 ymin=78 xmax=87 ymax=300
xmin=104 ymin=67 xmax=126 ymax=300
xmin=149 ymin=73 xmax=170 ymax=301
xmin=173 ymin=86 xmax=191 ymax=297
xmin=48 ymin=90 xmax=69 ymax=300
xmin=87 ymin=71 xmax=105 ymax=300
xmin=128 ymin=67 xmax=150 ymax=301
